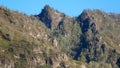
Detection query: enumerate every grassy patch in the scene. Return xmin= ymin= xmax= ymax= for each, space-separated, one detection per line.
xmin=0 ymin=36 xmax=9 ymax=48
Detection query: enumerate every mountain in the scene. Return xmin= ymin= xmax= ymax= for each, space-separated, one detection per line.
xmin=0 ymin=5 xmax=120 ymax=68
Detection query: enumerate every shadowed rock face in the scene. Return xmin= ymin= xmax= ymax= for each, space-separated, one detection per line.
xmin=0 ymin=5 xmax=120 ymax=68
xmin=37 ymin=5 xmax=65 ymax=30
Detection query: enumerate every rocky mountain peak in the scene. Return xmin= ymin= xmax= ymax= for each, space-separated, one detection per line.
xmin=37 ymin=5 xmax=65 ymax=30
xmin=78 ymin=9 xmax=106 ymax=22
xmin=77 ymin=9 xmax=108 ymax=32
xmin=42 ymin=5 xmax=54 ymax=15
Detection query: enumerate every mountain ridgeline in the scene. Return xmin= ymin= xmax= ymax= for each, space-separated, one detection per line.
xmin=0 ymin=5 xmax=120 ymax=68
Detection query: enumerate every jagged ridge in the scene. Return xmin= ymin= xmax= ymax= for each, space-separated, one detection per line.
xmin=0 ymin=5 xmax=120 ymax=68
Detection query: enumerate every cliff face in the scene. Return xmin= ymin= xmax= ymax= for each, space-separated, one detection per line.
xmin=37 ymin=5 xmax=65 ymax=30
xmin=0 ymin=5 xmax=120 ymax=68
xmin=76 ymin=10 xmax=120 ymax=68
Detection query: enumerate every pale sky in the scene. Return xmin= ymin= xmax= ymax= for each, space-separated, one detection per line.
xmin=0 ymin=0 xmax=119 ymax=16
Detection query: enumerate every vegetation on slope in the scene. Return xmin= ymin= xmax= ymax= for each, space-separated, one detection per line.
xmin=0 ymin=5 xmax=120 ymax=68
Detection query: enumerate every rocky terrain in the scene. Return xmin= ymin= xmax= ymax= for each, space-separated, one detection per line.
xmin=0 ymin=5 xmax=120 ymax=68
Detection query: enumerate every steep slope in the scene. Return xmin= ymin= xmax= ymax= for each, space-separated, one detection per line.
xmin=0 ymin=5 xmax=120 ymax=68
xmin=0 ymin=6 xmax=80 ymax=68
xmin=36 ymin=5 xmax=65 ymax=30
xmin=76 ymin=9 xmax=120 ymax=68
xmin=37 ymin=5 xmax=82 ymax=58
